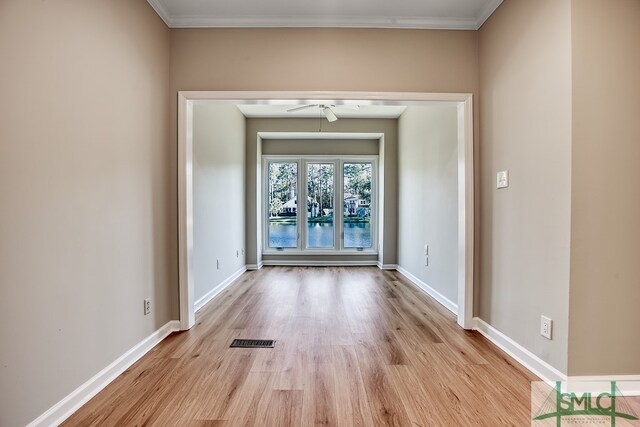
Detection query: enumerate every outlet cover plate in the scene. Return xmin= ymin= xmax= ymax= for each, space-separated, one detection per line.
xmin=541 ymin=315 xmax=552 ymax=340
xmin=497 ymin=170 xmax=509 ymax=189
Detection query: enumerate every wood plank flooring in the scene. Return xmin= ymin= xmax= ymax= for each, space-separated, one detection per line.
xmin=63 ymin=267 xmax=541 ymax=426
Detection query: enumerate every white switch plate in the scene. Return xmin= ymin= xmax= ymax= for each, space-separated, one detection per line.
xmin=497 ymin=170 xmax=509 ymax=189
xmin=540 ymin=315 xmax=552 ymax=340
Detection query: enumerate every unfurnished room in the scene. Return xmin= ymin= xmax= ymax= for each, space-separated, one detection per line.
xmin=1 ymin=1 xmax=639 ymax=426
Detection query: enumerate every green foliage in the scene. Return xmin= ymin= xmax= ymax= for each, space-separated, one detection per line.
xmin=307 ymin=163 xmax=334 ymax=217
xmin=343 ymin=163 xmax=371 ymax=204
xmin=268 ymin=161 xmax=372 ymax=219
xmin=269 ymin=198 xmax=283 ymax=217
xmin=268 ymin=163 xmax=297 ymax=217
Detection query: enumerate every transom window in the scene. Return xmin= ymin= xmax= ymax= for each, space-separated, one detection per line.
xmin=264 ymin=156 xmax=378 ymax=254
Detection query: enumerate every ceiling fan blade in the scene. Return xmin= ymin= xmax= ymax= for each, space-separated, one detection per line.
xmin=286 ymin=104 xmax=318 ymax=113
xmin=323 ymin=106 xmax=338 ymax=122
xmin=334 ymin=105 xmax=360 ymax=111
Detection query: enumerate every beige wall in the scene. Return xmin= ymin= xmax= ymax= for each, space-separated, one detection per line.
xmin=13 ymin=4 xmax=640 ymax=424
xmin=193 ymin=104 xmax=246 ymax=301
xmin=245 ymin=118 xmax=397 ymax=266
xmin=398 ymin=105 xmax=459 ymax=304
xmin=479 ymin=0 xmax=573 ymax=373
xmin=0 ymin=1 xmax=172 ymax=426
xmin=568 ymin=0 xmax=640 ymax=376
xmin=170 ymin=28 xmax=478 ymax=93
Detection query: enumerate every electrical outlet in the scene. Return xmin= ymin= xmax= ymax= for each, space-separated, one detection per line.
xmin=236 ymin=250 xmax=239 ymax=258
xmin=241 ymin=248 xmax=245 ymax=255
xmin=541 ymin=315 xmax=552 ymax=340
xmin=216 ymin=259 xmax=220 ymax=270
xmin=424 ymin=244 xmax=429 ymax=266
xmin=144 ymin=298 xmax=151 ymax=315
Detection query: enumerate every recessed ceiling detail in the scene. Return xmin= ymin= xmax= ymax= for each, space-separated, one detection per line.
xmin=147 ymin=0 xmax=503 ymax=30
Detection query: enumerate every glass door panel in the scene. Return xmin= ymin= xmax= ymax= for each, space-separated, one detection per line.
xmin=343 ymin=162 xmax=373 ymax=249
xmin=306 ymin=163 xmax=335 ymax=248
xmin=267 ymin=162 xmax=298 ymax=249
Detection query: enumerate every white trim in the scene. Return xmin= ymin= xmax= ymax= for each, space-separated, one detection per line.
xmin=396 ymin=266 xmax=458 ymax=315
xmin=263 ymin=250 xmax=378 ymax=256
xmin=261 ymin=155 xmax=379 ymax=256
xmin=259 ymin=132 xmax=384 ymax=140
xmin=475 ymin=0 xmax=503 ymax=29
xmin=569 ymin=375 xmax=640 ymax=382
xmin=162 ymin=15 xmax=482 ymax=31
xmin=456 ymin=96 xmax=474 ymax=329
xmin=377 ymin=262 xmax=398 ymax=270
xmin=146 ymin=0 xmax=171 ymax=26
xmin=473 ymin=317 xmax=566 ymax=385
xmin=179 ymin=91 xmax=472 ymax=103
xmin=178 ymin=91 xmax=474 ymax=333
xmin=194 ymin=267 xmax=247 ymax=313
xmin=246 ymin=262 xmax=264 ymax=270
xmin=262 ymin=260 xmax=378 ymax=267
xmin=27 ymin=320 xmax=180 ymax=427
xmin=178 ymin=93 xmax=195 ymax=330
xmin=566 ymin=376 xmax=640 ymax=396
xmin=473 ymin=317 xmax=640 ymax=395
xmin=377 ymin=135 xmax=385 ymax=267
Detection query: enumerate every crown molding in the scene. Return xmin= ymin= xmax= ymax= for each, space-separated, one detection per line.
xmin=475 ymin=0 xmax=503 ymax=29
xmin=148 ymin=0 xmax=502 ymax=30
xmin=166 ymin=14 xmax=480 ymax=30
xmin=147 ymin=0 xmax=171 ymax=26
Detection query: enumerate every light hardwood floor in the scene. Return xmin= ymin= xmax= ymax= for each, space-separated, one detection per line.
xmin=64 ymin=267 xmax=540 ymax=426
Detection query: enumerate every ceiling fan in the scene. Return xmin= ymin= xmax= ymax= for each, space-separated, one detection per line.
xmin=286 ymin=104 xmax=360 ymax=122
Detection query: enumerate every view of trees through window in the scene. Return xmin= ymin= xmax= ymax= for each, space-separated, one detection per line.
xmin=268 ymin=162 xmax=297 ymax=248
xmin=307 ymin=163 xmax=334 ymax=248
xmin=267 ymin=159 xmax=374 ymax=250
xmin=343 ymin=163 xmax=372 ymax=248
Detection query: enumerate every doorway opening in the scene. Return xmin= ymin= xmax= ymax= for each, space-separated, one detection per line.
xmin=178 ymin=91 xmax=474 ymax=331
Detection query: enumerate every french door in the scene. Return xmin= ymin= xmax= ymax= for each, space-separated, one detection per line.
xmin=264 ymin=155 xmax=377 ymax=254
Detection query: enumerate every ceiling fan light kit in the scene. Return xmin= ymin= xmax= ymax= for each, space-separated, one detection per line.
xmin=322 ymin=106 xmax=338 ymax=122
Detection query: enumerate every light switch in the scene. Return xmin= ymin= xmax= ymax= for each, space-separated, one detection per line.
xmin=497 ymin=170 xmax=509 ymax=189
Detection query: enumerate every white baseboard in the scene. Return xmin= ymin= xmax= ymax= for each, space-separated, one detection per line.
xmin=472 ymin=318 xmax=640 ymax=396
xmin=565 ymin=376 xmax=640 ymax=396
xmin=261 ymin=260 xmax=378 ymax=267
xmin=194 ymin=266 xmax=246 ymax=313
xmin=377 ymin=262 xmax=398 ymax=270
xmin=395 ymin=265 xmax=458 ymax=315
xmin=246 ymin=262 xmax=263 ymax=270
xmin=27 ymin=320 xmax=180 ymax=427
xmin=473 ymin=317 xmax=566 ymax=384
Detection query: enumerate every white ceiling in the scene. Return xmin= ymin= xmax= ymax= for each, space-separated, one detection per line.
xmin=147 ymin=0 xmax=503 ymax=30
xmin=237 ymin=104 xmax=407 ymax=119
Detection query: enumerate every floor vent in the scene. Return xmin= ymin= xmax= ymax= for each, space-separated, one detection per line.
xmin=230 ymin=339 xmax=275 ymax=348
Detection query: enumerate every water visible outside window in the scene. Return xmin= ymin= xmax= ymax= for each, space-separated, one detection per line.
xmin=267 ymin=160 xmax=373 ymax=250
xmin=268 ymin=162 xmax=298 ymax=248
xmin=343 ymin=163 xmax=372 ymax=248
xmin=307 ymin=163 xmax=334 ymax=248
